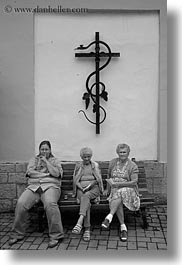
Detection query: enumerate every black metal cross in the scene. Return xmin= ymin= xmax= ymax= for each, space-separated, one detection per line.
xmin=75 ymin=32 xmax=120 ymax=134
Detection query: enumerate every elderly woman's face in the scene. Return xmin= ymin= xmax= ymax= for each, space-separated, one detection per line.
xmin=39 ymin=144 xmax=51 ymax=159
xmin=118 ymin=148 xmax=129 ymax=161
xmin=82 ymin=152 xmax=92 ymax=165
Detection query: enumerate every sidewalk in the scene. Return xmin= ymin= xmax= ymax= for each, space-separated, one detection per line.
xmin=0 ymin=205 xmax=167 ymax=251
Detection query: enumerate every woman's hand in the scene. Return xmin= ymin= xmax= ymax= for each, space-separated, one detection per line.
xmin=39 ymin=167 xmax=47 ymax=173
xmin=40 ymin=155 xmax=47 ymax=163
xmin=103 ymin=189 xmax=109 ymax=196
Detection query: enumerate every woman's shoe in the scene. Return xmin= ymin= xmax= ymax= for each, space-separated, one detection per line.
xmin=120 ymin=230 xmax=128 ymax=242
xmin=9 ymin=238 xmax=23 ymax=246
xmin=72 ymin=223 xmax=82 ymax=234
xmin=83 ymin=229 xmax=90 ymax=241
xmin=48 ymin=239 xmax=59 ymax=248
xmin=101 ymin=218 xmax=110 ymax=229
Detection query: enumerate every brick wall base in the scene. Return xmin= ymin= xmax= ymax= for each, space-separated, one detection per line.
xmin=0 ymin=161 xmax=167 ymax=212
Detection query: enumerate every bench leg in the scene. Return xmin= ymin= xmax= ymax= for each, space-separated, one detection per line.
xmin=38 ymin=208 xmax=45 ymax=232
xmin=140 ymin=207 xmax=148 ymax=229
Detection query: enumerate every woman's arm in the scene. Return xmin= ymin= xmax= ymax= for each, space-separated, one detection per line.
xmin=111 ymin=173 xmax=138 ymax=188
xmin=103 ymin=160 xmax=114 ymax=196
xmin=73 ymin=163 xmax=83 ymax=193
xmin=76 ymin=181 xmax=84 ymax=192
xmin=26 ymin=157 xmax=47 ymax=178
xmin=41 ymin=156 xmax=63 ymax=178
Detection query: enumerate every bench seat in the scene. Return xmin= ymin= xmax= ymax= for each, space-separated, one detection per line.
xmin=33 ymin=160 xmax=154 ymax=230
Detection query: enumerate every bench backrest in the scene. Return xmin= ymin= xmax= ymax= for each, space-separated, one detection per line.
xmin=61 ymin=161 xmax=151 ymax=204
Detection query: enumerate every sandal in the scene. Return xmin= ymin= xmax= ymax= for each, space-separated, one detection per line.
xmin=72 ymin=223 xmax=82 ymax=234
xmin=83 ymin=229 xmax=90 ymax=241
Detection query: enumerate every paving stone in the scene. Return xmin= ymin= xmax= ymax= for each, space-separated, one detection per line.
xmin=69 ymin=238 xmax=80 ymax=247
xmin=88 ymin=239 xmax=98 ymax=248
xmin=67 ymin=246 xmax=77 ymax=250
xmin=108 ymin=240 xmax=118 ymax=249
xmin=94 ymin=235 xmax=109 ymax=240
xmin=38 ymin=242 xmax=48 ymax=250
xmin=137 ymin=247 xmax=148 ymax=250
xmin=128 ymin=231 xmax=136 ymax=236
xmin=127 ymin=242 xmax=137 ymax=250
xmin=117 ymin=246 xmax=127 ymax=250
xmin=151 ymin=238 xmax=166 ymax=243
xmin=98 ymin=240 xmax=107 ymax=246
xmin=25 ymin=236 xmax=36 ymax=242
xmin=87 ymin=247 xmax=97 ymax=250
xmin=57 ymin=243 xmax=69 ymax=250
xmin=19 ymin=242 xmax=32 ymax=250
xmin=108 ymin=235 xmax=119 ymax=240
xmin=137 ymin=237 xmax=151 ymax=242
xmin=0 ymin=235 xmax=9 ymax=243
xmin=137 ymin=242 xmax=147 ymax=248
xmin=147 ymin=242 xmax=158 ymax=250
xmin=154 ymin=231 xmax=164 ymax=237
xmin=110 ymin=230 xmax=118 ymax=236
xmin=98 ymin=245 xmax=107 ymax=250
xmin=128 ymin=236 xmax=137 ymax=242
xmin=100 ymin=230 xmax=109 ymax=235
xmin=33 ymin=237 xmax=44 ymax=244
xmin=157 ymin=243 xmax=167 ymax=250
xmin=92 ymin=229 xmax=100 ymax=235
xmin=145 ymin=231 xmax=155 ymax=237
xmin=77 ymin=244 xmax=88 ymax=250
xmin=118 ymin=241 xmax=127 ymax=247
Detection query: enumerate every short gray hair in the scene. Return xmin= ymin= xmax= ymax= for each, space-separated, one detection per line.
xmin=116 ymin=143 xmax=130 ymax=154
xmin=80 ymin=147 xmax=93 ymax=158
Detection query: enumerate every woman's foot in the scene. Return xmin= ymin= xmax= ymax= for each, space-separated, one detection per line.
xmin=83 ymin=229 xmax=90 ymax=241
xmin=101 ymin=218 xmax=110 ymax=229
xmin=9 ymin=237 xmax=24 ymax=246
xmin=101 ymin=213 xmax=113 ymax=229
xmin=72 ymin=223 xmax=82 ymax=234
xmin=119 ymin=224 xmax=128 ymax=241
xmin=120 ymin=230 xmax=128 ymax=241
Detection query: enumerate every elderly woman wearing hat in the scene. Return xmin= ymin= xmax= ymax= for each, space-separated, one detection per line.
xmin=72 ymin=147 xmax=104 ymax=241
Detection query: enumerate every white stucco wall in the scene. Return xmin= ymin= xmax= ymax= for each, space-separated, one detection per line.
xmin=34 ymin=11 xmax=159 ymax=161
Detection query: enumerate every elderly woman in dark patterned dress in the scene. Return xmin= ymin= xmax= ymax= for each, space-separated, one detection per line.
xmin=101 ymin=143 xmax=140 ymax=242
xmin=72 ymin=147 xmax=104 ymax=241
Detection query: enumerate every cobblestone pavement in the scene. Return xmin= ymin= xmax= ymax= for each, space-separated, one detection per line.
xmin=0 ymin=205 xmax=167 ymax=251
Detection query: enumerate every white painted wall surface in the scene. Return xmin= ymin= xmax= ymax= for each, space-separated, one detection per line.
xmin=34 ymin=12 xmax=159 ymax=161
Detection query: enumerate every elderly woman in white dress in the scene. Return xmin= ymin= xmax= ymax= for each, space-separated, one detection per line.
xmin=72 ymin=147 xmax=103 ymax=241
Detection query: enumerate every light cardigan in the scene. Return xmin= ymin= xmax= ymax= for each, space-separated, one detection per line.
xmin=72 ymin=161 xmax=104 ymax=198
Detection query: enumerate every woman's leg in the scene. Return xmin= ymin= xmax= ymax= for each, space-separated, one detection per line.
xmin=10 ymin=189 xmax=40 ymax=240
xmin=41 ymin=187 xmax=64 ymax=241
xmin=72 ymin=186 xmax=99 ymax=233
xmin=116 ymin=201 xmax=125 ymax=225
xmin=79 ymin=186 xmax=99 ymax=226
xmin=102 ymin=197 xmax=122 ymax=228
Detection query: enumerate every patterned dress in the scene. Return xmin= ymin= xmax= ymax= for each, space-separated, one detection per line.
xmin=107 ymin=160 xmax=140 ymax=211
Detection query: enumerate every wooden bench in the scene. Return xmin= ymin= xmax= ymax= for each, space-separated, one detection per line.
xmin=34 ymin=159 xmax=154 ymax=230
xmin=59 ymin=160 xmax=154 ymax=229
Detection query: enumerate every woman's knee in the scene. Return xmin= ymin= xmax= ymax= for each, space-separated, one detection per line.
xmin=16 ymin=197 xmax=28 ymax=212
xmin=80 ymin=193 xmax=91 ymax=204
xmin=43 ymin=199 xmax=58 ymax=210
